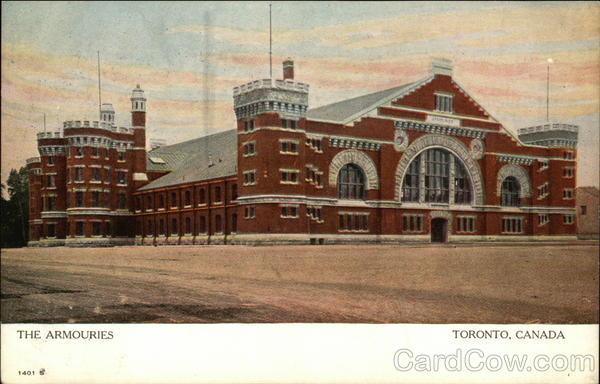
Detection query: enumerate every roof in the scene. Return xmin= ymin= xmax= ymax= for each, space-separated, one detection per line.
xmin=139 ymin=129 xmax=237 ymax=191
xmin=306 ymin=79 xmax=427 ymax=124
xmin=577 ymin=186 xmax=599 ymax=198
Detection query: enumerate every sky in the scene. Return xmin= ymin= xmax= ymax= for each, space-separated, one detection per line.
xmin=2 ymin=1 xmax=599 ymax=188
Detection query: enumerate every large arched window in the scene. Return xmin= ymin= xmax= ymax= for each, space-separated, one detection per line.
xmin=338 ymin=164 xmax=366 ymax=200
xmin=501 ymin=176 xmax=521 ymax=206
xmin=401 ymin=148 xmax=472 ymax=204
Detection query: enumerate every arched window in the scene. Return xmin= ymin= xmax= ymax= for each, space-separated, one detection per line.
xmin=338 ymin=164 xmax=366 ymax=200
xmin=401 ymin=148 xmax=472 ymax=204
xmin=501 ymin=176 xmax=521 ymax=206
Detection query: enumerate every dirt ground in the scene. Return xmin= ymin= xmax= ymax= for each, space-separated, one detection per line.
xmin=1 ymin=242 xmax=598 ymax=323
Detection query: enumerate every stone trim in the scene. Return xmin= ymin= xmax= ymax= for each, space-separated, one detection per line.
xmin=394 ymin=134 xmax=485 ymax=205
xmin=496 ymin=164 xmax=532 ymax=198
xmin=328 ymin=149 xmax=379 ymax=190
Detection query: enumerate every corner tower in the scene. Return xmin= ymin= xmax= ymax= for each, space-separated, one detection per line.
xmin=232 ymin=60 xmax=310 ymax=240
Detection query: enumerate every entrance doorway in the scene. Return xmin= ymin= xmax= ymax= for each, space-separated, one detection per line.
xmin=431 ymin=218 xmax=448 ymax=243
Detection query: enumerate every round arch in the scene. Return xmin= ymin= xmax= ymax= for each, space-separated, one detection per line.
xmin=329 ymin=149 xmax=379 ymax=190
xmin=496 ymin=164 xmax=531 ymax=198
xmin=394 ymin=134 xmax=485 ymax=205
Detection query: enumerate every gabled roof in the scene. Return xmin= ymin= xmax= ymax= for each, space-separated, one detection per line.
xmin=307 ymin=75 xmax=433 ymax=125
xmin=139 ymin=129 xmax=237 ymax=191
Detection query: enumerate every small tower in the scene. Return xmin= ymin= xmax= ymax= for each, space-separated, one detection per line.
xmin=233 ymin=59 xmax=309 ymax=121
xmin=517 ymin=123 xmax=579 ymax=148
xmin=130 ymin=84 xmax=146 ymax=127
xmin=100 ymin=103 xmax=115 ymax=123
xmin=131 ymin=84 xmax=148 ymax=185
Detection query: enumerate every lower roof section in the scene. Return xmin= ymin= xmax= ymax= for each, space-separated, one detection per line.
xmin=139 ymin=129 xmax=237 ymax=191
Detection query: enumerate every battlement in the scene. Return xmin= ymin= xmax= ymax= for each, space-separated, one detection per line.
xmin=37 ymin=132 xmax=62 ymax=139
xmin=517 ymin=122 xmax=579 ymax=148
xmin=233 ymin=78 xmax=309 ymax=96
xmin=518 ymin=123 xmax=579 ymax=135
xmin=63 ymin=120 xmax=133 ymax=133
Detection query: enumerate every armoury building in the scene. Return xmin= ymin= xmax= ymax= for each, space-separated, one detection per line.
xmin=26 ymin=58 xmax=579 ymax=246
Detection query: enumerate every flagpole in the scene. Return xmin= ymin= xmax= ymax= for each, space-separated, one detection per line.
xmin=97 ymin=51 xmax=102 ymax=120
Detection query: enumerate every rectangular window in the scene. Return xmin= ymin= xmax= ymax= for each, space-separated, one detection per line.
xmin=402 ymin=155 xmax=420 ymax=202
xmin=198 ymin=189 xmax=206 ymax=205
xmin=76 ymin=191 xmax=84 ymax=207
xmin=184 ymin=190 xmax=191 ymax=206
xmin=563 ymin=167 xmax=575 ymax=178
xmin=148 ymin=195 xmax=155 ymax=210
xmin=47 ymin=156 xmax=54 ymax=165
xmin=243 ymin=119 xmax=255 ymax=132
xmin=47 ymin=223 xmax=56 ymax=238
xmin=424 ymin=149 xmax=449 ymax=203
xmin=92 ymin=167 xmax=101 ymax=181
xmin=231 ymin=184 xmax=238 ymax=200
xmin=170 ymin=192 xmax=178 ymax=208
xmin=581 ymin=205 xmax=587 ymax=215
xmin=402 ymin=214 xmax=424 ymax=232
xmin=243 ymin=141 xmax=256 ymax=156
xmin=75 ymin=168 xmax=83 ymax=182
xmin=243 ymin=170 xmax=257 ymax=186
xmin=159 ymin=219 xmax=165 ymax=235
xmin=75 ymin=147 xmax=83 ymax=157
xmin=280 ymin=170 xmax=300 ymax=184
xmin=538 ymin=214 xmax=549 ymax=226
xmin=456 ymin=216 xmax=476 ymax=233
xmin=92 ymin=191 xmax=100 ymax=207
xmin=563 ymin=215 xmax=574 ymax=224
xmin=171 ymin=218 xmax=178 ymax=236
xmin=435 ymin=93 xmax=453 ymax=113
xmin=214 ymin=186 xmax=222 ymax=203
xmin=76 ymin=221 xmax=84 ymax=236
xmin=280 ymin=205 xmax=299 ymax=218
xmin=563 ymin=151 xmax=574 ymax=160
xmin=280 ymin=140 xmax=299 ymax=154
xmin=91 ymin=147 xmax=99 ymax=157
xmin=338 ymin=213 xmax=369 ymax=232
xmin=47 ymin=196 xmax=56 ymax=211
xmin=538 ymin=161 xmax=549 ymax=171
xmin=537 ymin=182 xmax=549 ymax=199
xmin=563 ymin=189 xmax=574 ymax=199
xmin=502 ymin=217 xmax=524 ymax=234
xmin=118 ymin=192 xmax=127 ymax=209
xmin=199 ymin=216 xmax=206 ymax=233
xmin=118 ymin=151 xmax=126 ymax=161
xmin=105 ymin=192 xmax=111 ymax=208
xmin=92 ymin=222 xmax=101 ymax=236
xmin=104 ymin=168 xmax=111 ymax=182
xmin=244 ymin=206 xmax=256 ymax=219
xmin=118 ymin=171 xmax=127 ymax=185
xmin=47 ymin=175 xmax=56 ymax=188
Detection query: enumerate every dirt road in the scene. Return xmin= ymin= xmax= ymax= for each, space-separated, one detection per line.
xmin=1 ymin=243 xmax=598 ymax=323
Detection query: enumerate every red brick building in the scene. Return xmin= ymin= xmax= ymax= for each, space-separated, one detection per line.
xmin=27 ymin=59 xmax=578 ymax=246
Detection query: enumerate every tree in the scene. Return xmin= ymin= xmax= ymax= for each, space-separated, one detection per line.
xmin=1 ymin=167 xmax=29 ymax=247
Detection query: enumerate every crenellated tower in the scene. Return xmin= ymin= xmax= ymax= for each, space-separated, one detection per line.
xmin=233 ymin=59 xmax=310 ymax=237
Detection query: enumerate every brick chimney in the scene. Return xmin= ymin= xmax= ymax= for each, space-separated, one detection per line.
xmin=431 ymin=58 xmax=453 ymax=77
xmin=283 ymin=58 xmax=294 ymax=80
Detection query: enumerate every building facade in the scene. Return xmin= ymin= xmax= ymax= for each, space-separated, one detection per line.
xmin=27 ymin=59 xmax=579 ymax=246
xmin=576 ymin=187 xmax=599 ymax=239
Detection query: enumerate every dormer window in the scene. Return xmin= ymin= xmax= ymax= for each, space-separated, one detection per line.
xmin=435 ymin=93 xmax=453 ymax=113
